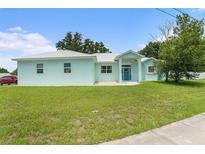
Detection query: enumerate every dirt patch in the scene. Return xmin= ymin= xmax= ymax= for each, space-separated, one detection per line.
xmin=98 ymin=117 xmax=105 ymax=124
xmin=48 ymin=116 xmax=59 ymax=122
xmin=78 ymin=126 xmax=85 ymax=133
xmin=72 ymin=119 xmax=82 ymax=126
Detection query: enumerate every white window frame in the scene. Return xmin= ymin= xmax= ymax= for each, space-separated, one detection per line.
xmin=64 ymin=63 xmax=71 ymax=73
xmin=101 ymin=65 xmax=112 ymax=74
xmin=36 ymin=64 xmax=44 ymax=74
xmin=147 ymin=65 xmax=156 ymax=74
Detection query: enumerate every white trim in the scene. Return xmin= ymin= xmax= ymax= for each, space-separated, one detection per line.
xmin=12 ymin=56 xmax=96 ymax=61
xmin=147 ymin=65 xmax=156 ymax=74
xmin=64 ymin=63 xmax=71 ymax=74
xmin=115 ymin=50 xmax=144 ymax=60
xmin=101 ymin=65 xmax=112 ymax=74
xmin=95 ymin=61 xmax=117 ymax=64
xmin=36 ymin=63 xmax=44 ymax=74
xmin=122 ymin=61 xmax=132 ymax=65
xmin=142 ymin=57 xmax=157 ymax=63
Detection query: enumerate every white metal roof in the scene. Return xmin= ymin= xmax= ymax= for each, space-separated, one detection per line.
xmin=13 ymin=50 xmax=155 ymax=62
xmin=93 ymin=53 xmax=120 ymax=62
xmin=12 ymin=50 xmax=95 ymax=61
xmin=141 ymin=57 xmax=157 ymax=62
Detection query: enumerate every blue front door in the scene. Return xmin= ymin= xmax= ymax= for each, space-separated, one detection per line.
xmin=122 ymin=68 xmax=131 ymax=81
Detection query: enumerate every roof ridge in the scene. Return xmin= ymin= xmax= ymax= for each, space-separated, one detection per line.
xmin=57 ymin=50 xmax=90 ymax=55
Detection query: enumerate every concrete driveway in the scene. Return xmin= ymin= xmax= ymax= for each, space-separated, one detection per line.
xmin=101 ymin=113 xmax=205 ymax=145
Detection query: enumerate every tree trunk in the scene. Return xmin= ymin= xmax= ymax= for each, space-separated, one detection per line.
xmin=174 ymin=78 xmax=179 ymax=83
xmin=174 ymin=73 xmax=180 ymax=83
xmin=165 ymin=72 xmax=169 ymax=82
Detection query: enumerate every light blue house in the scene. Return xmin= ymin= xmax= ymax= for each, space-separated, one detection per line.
xmin=13 ymin=50 xmax=160 ymax=86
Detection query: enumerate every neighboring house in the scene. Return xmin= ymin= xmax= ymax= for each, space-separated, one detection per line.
xmin=12 ymin=50 xmax=161 ymax=86
xmin=198 ymin=72 xmax=205 ymax=79
xmin=0 ymin=73 xmax=10 ymax=78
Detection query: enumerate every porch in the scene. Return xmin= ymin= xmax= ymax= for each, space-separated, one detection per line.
xmin=116 ymin=50 xmax=143 ymax=83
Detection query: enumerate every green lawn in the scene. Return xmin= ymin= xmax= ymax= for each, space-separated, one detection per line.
xmin=1 ymin=80 xmax=205 ymax=144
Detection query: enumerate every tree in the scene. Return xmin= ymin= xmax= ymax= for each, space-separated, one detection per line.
xmin=56 ymin=32 xmax=110 ymax=54
xmin=157 ymin=38 xmax=177 ymax=82
xmin=158 ymin=14 xmax=205 ymax=83
xmin=139 ymin=21 xmax=173 ymax=60
xmin=96 ymin=42 xmax=110 ymax=53
xmin=82 ymin=39 xmax=95 ymax=54
xmin=0 ymin=67 xmax=9 ymax=73
xmin=72 ymin=32 xmax=83 ymax=51
xmin=139 ymin=41 xmax=161 ymax=59
xmin=142 ymin=22 xmax=174 ymax=81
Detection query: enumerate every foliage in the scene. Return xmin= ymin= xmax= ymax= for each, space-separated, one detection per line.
xmin=56 ymin=32 xmax=110 ymax=54
xmin=158 ymin=14 xmax=205 ymax=83
xmin=0 ymin=67 xmax=9 ymax=73
xmin=139 ymin=41 xmax=161 ymax=59
xmin=154 ymin=60 xmax=169 ymax=81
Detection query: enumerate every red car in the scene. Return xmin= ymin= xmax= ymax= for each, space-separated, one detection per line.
xmin=0 ymin=76 xmax=17 ymax=85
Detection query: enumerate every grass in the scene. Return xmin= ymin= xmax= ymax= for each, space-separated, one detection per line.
xmin=1 ymin=80 xmax=205 ymax=144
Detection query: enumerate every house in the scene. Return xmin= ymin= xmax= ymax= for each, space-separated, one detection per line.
xmin=12 ymin=50 xmax=161 ymax=86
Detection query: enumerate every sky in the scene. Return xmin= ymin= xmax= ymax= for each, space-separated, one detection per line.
xmin=0 ymin=8 xmax=205 ymax=71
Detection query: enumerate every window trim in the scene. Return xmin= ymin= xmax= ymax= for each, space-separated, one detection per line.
xmin=147 ymin=65 xmax=156 ymax=74
xmin=64 ymin=63 xmax=71 ymax=73
xmin=101 ymin=65 xmax=112 ymax=74
xmin=36 ymin=64 xmax=44 ymax=74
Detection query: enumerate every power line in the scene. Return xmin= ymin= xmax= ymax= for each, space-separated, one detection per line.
xmin=173 ymin=8 xmax=198 ymax=21
xmin=156 ymin=8 xmax=176 ymax=19
xmin=173 ymin=8 xmax=186 ymax=14
xmin=156 ymin=8 xmax=199 ymax=21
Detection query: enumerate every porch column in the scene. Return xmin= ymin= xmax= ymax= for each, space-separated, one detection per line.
xmin=118 ymin=58 xmax=122 ymax=83
xmin=138 ymin=59 xmax=142 ymax=82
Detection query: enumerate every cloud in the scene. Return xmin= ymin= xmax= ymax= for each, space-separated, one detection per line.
xmin=7 ymin=26 xmax=27 ymax=33
xmin=0 ymin=28 xmax=55 ymax=54
xmin=0 ymin=26 xmax=55 ymax=71
xmin=152 ymin=28 xmax=174 ymax=42
xmin=136 ymin=43 xmax=146 ymax=50
xmin=0 ymin=56 xmax=16 ymax=72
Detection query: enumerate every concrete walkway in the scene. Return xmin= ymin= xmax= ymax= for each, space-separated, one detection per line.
xmin=102 ymin=113 xmax=205 ymax=145
xmin=94 ymin=82 xmax=139 ymax=86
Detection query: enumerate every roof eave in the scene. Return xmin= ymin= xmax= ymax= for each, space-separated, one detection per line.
xmin=141 ymin=57 xmax=158 ymax=62
xmin=114 ymin=50 xmax=145 ymax=60
xmin=12 ymin=56 xmax=96 ymax=61
xmin=96 ymin=61 xmax=117 ymax=63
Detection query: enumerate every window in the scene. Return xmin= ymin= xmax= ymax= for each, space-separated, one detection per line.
xmin=148 ymin=65 xmax=155 ymax=73
xmin=37 ymin=64 xmax=43 ymax=74
xmin=64 ymin=63 xmax=71 ymax=73
xmin=101 ymin=66 xmax=112 ymax=73
xmin=122 ymin=65 xmax=131 ymax=68
xmin=107 ymin=66 xmax=112 ymax=73
xmin=101 ymin=66 xmax=106 ymax=73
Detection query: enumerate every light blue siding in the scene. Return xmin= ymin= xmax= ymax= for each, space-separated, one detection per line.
xmin=142 ymin=59 xmax=159 ymax=81
xmin=18 ymin=58 xmax=95 ymax=86
xmin=95 ymin=63 xmax=118 ymax=82
xmin=16 ymin=52 xmax=161 ymax=86
xmin=131 ymin=62 xmax=139 ymax=81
